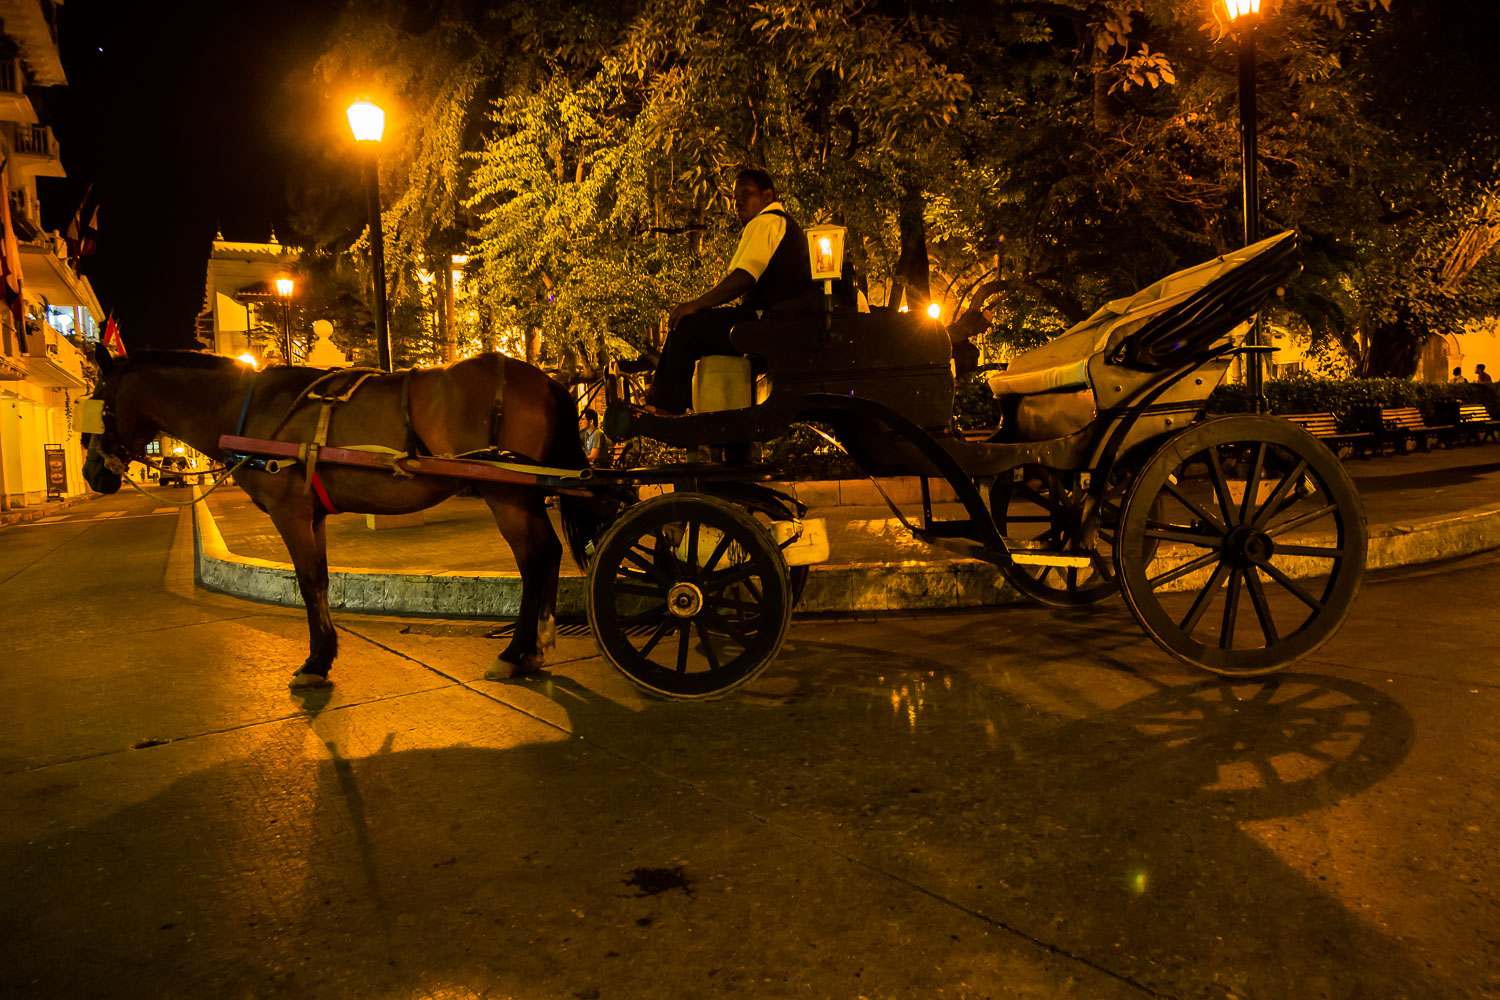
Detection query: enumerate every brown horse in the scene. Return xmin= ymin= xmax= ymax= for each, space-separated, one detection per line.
xmin=82 ymin=345 xmax=605 ymax=688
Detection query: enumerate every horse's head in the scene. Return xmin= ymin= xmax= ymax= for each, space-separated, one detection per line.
xmin=81 ymin=343 xmax=159 ymax=494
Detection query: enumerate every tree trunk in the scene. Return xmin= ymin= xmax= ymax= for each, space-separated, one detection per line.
xmin=441 ymin=257 xmax=457 ymax=363
xmin=891 ymin=186 xmax=930 ymax=312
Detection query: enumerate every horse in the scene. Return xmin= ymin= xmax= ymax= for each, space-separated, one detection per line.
xmin=81 ymin=345 xmax=607 ymax=688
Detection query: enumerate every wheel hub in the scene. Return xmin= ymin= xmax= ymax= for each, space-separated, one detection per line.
xmin=1223 ymin=524 xmax=1274 ymax=567
xmin=667 ymin=581 xmax=704 ymax=619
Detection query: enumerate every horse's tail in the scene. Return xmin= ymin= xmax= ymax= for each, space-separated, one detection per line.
xmin=545 ymin=378 xmax=611 ymax=572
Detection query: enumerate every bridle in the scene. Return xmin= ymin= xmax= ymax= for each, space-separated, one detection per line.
xmin=80 ymin=383 xmax=135 ymax=476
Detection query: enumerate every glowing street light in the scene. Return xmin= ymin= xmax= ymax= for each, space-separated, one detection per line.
xmin=1227 ymin=0 xmax=1269 ymax=411
xmin=347 ymin=98 xmax=392 ymax=370
xmin=926 ymin=302 xmax=942 ymax=320
xmin=236 ymin=353 xmax=259 ymax=370
xmin=275 ymin=276 xmax=294 ymax=365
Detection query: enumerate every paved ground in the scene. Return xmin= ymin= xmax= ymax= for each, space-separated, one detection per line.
xmin=2 ymin=488 xmax=1497 ymax=999
xmin=140 ymin=442 xmax=1500 ymax=575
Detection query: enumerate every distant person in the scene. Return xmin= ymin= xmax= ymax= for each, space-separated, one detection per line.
xmin=579 ymin=408 xmax=603 ymax=466
xmin=1453 ymin=366 xmax=1468 ymax=383
xmin=1477 ymin=364 xmax=1493 ymax=384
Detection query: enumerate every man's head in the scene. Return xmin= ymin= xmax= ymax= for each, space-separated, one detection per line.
xmin=1455 ymin=366 xmax=1464 ymax=377
xmin=734 ymin=168 xmax=777 ymax=225
xmin=1478 ymin=364 xmax=1487 ymax=375
xmin=579 ymin=408 xmax=599 ymax=431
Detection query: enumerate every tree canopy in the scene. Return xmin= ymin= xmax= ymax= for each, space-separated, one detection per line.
xmin=288 ymin=0 xmax=1499 ymax=378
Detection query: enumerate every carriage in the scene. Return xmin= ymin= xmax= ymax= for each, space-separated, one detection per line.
xmin=559 ymin=228 xmax=1366 ymax=698
xmin=82 ymin=229 xmax=1365 ymax=698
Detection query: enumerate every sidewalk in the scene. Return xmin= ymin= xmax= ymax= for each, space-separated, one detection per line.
xmin=193 ymin=442 xmax=1500 ymax=617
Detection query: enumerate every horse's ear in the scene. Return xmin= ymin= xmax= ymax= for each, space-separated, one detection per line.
xmin=94 ymin=342 xmax=114 ymax=369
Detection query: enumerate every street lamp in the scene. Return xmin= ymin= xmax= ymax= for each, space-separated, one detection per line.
xmin=347 ymin=98 xmax=392 ymax=371
xmin=275 ymin=276 xmax=293 ymax=365
xmin=1228 ymin=0 xmax=1269 ymax=412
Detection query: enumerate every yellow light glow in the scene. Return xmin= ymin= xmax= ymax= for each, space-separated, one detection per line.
xmin=346 ymin=99 xmax=386 ymax=143
xmin=818 ymin=237 xmax=832 ymax=255
xmin=898 ymin=304 xmax=910 ymax=313
xmin=417 ymin=270 xmax=435 ymax=286
xmin=926 ymin=302 xmax=941 ymax=320
xmin=275 ymin=277 xmax=293 ymax=297
xmin=1226 ymin=0 xmax=1259 ymax=19
xmin=236 ymin=353 xmax=259 ymax=369
xmin=172 ymin=446 xmax=185 ymax=455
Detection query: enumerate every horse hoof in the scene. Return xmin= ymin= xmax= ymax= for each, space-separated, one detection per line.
xmin=290 ymin=670 xmax=332 ymax=690
xmin=484 ymin=655 xmax=546 ymax=681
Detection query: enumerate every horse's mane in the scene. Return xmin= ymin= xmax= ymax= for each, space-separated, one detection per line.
xmin=125 ymin=350 xmax=242 ymax=371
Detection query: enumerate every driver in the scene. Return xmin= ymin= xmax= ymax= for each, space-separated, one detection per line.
xmin=643 ymin=168 xmax=813 ymax=415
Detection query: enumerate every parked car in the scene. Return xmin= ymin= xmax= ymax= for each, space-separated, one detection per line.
xmin=159 ymin=456 xmax=189 ymax=487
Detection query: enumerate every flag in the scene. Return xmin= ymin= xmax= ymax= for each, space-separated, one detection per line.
xmin=101 ymin=313 xmax=125 ymax=356
xmin=65 ymin=185 xmax=98 ymax=259
xmin=0 ymin=162 xmax=25 ymax=349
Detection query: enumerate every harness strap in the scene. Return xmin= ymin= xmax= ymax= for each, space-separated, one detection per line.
xmin=309 ymin=470 xmax=340 ymax=515
xmin=400 ymin=371 xmax=429 ymax=458
xmin=235 ymin=374 xmax=257 ymax=437
xmin=303 ymin=402 xmax=336 ymax=494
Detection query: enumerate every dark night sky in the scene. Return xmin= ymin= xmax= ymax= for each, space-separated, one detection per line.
xmin=44 ymin=0 xmax=343 ymax=350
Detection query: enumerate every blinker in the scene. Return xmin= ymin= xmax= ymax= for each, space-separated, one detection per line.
xmin=80 ymin=399 xmax=106 ymax=435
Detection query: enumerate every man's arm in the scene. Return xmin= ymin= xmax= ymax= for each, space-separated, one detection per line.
xmin=669 ymin=269 xmax=755 ymax=329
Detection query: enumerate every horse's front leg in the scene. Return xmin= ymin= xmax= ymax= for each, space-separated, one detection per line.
xmin=481 ymin=486 xmax=561 ymax=680
xmin=267 ymin=500 xmax=339 ymax=688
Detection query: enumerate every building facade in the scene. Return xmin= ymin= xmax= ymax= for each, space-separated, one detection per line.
xmin=0 ymin=0 xmax=104 ymax=510
xmin=195 ymin=233 xmax=295 ymax=362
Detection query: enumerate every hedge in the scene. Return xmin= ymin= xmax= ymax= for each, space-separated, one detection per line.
xmin=1206 ymin=372 xmax=1500 ymax=419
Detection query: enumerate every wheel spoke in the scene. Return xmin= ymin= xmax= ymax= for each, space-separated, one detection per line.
xmin=1238 ymin=442 xmax=1267 ymax=524
xmin=1251 ymin=458 xmax=1309 ymax=530
xmin=1179 ymin=561 xmax=1232 ymax=633
xmin=1148 ymin=548 xmax=1222 ymax=589
xmin=704 ymin=608 xmax=754 ymax=648
xmin=1205 ymin=445 xmax=1239 ymax=527
xmin=613 ymin=581 xmax=665 ymax=598
xmin=1272 ymin=543 xmax=1344 ymax=559
xmin=694 ymin=620 xmax=721 ymax=672
xmin=705 ymin=562 xmax=756 ymax=593
xmin=1144 ymin=527 xmax=1224 ymax=547
xmin=652 ymin=529 xmax=683 ymax=576
xmin=1242 ymin=566 xmax=1279 ymax=645
xmin=618 ymin=605 xmax=669 ymax=628
xmin=1265 ymin=503 xmax=1339 ymax=539
xmin=638 ymin=615 xmax=676 ymax=656
xmin=675 ymin=623 xmax=690 ymax=673
xmin=1162 ymin=481 xmax=1226 ymax=534
xmin=623 ymin=547 xmax=672 ymax=584
xmin=1256 ymin=559 xmax=1326 ymax=612
xmin=1219 ymin=568 xmax=1243 ymax=649
xmin=701 ymin=531 xmax=734 ymax=573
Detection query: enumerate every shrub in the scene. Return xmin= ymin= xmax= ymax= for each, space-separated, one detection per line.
xmin=1209 ymin=372 xmax=1497 ymax=421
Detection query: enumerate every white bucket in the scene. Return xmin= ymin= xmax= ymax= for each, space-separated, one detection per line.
xmin=692 ymin=355 xmax=754 ymax=412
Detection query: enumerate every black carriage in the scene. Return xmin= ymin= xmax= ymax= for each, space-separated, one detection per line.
xmin=586 ymin=230 xmax=1367 ymax=699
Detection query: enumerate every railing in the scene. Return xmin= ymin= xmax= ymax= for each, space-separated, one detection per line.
xmin=14 ymin=124 xmax=55 ymax=158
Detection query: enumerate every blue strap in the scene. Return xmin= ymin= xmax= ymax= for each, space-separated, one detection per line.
xmin=235 ymin=374 xmax=256 ymax=437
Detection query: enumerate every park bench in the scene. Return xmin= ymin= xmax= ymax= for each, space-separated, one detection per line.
xmin=1446 ymin=402 xmax=1500 ymax=445
xmin=1281 ymin=412 xmax=1374 ymax=458
xmin=1375 ymin=405 xmax=1452 ymax=453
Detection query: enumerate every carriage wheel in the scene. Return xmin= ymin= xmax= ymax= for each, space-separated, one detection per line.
xmin=990 ymin=466 xmax=1146 ymax=608
xmin=587 ymin=493 xmax=793 ymax=699
xmin=1115 ymin=416 xmax=1366 ymax=675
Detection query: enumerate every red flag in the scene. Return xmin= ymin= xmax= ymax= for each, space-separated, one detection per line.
xmin=101 ymin=314 xmax=125 ymax=356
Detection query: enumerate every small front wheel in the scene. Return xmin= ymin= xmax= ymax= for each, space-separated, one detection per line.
xmin=586 ymin=493 xmax=792 ymax=699
xmin=1115 ymin=416 xmax=1366 ymax=675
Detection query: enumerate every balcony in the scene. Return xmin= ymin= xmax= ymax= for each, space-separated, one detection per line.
xmin=11 ymin=123 xmax=63 ymax=178
xmin=21 ymin=322 xmax=85 ymax=389
xmin=0 ymin=58 xmax=37 ymax=124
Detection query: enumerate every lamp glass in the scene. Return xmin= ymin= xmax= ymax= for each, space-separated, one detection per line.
xmin=804 ymin=225 xmax=846 ymax=281
xmin=236 ymin=353 xmax=259 ymax=369
xmin=346 ymin=100 xmax=386 ymax=143
xmin=275 ymin=278 xmax=293 ymax=297
xmin=1226 ymin=0 xmax=1259 ymax=18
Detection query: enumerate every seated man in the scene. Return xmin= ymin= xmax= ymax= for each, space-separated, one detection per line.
xmin=644 ymin=167 xmax=813 ymax=414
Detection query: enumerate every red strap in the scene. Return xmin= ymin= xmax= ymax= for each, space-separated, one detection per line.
xmin=310 ymin=471 xmax=340 ymax=516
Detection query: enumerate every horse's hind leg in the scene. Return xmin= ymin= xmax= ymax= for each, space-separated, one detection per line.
xmin=481 ymin=485 xmax=561 ymax=680
xmin=267 ymin=502 xmax=339 ymax=688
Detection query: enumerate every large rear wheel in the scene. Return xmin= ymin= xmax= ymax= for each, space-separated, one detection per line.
xmin=1114 ymin=416 xmax=1366 ymax=675
xmin=586 ymin=493 xmax=792 ymax=699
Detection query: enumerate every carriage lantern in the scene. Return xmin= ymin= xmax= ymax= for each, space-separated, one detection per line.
xmin=804 ymin=225 xmax=846 ymax=334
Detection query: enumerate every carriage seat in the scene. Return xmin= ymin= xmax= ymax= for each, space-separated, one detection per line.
xmin=987 ymin=230 xmax=1295 ymax=401
xmin=692 ymin=355 xmax=755 ymax=412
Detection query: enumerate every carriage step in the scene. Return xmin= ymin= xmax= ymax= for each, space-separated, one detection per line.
xmin=1009 ymin=552 xmax=1095 ymax=568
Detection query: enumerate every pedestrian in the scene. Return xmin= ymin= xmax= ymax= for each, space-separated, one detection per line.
xmin=1477 ymin=364 xmax=1493 ymax=384
xmin=579 ymin=408 xmax=603 ymax=466
xmin=643 ymin=167 xmax=814 ymax=415
xmin=1453 ymin=366 xmax=1468 ymax=383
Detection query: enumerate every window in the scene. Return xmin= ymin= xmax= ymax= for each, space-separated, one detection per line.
xmin=145 ymin=440 xmax=161 ymax=456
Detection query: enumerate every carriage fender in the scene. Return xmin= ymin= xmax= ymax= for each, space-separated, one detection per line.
xmin=1014 ymin=390 xmax=1095 ymax=441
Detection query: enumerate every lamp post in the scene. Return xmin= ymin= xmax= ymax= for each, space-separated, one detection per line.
xmin=275 ymin=276 xmax=293 ymax=365
xmin=347 ymin=98 xmax=392 ymax=371
xmin=1228 ymin=0 xmax=1268 ymax=412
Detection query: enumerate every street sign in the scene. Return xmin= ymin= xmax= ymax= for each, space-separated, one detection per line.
xmin=43 ymin=444 xmax=66 ymax=500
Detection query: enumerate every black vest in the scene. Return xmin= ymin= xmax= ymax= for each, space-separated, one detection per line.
xmin=744 ymin=208 xmax=814 ymax=313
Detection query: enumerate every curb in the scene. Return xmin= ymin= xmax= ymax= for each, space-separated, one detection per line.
xmin=191 ymin=491 xmax=1500 ymax=618
xmin=0 ymin=492 xmax=98 ymax=527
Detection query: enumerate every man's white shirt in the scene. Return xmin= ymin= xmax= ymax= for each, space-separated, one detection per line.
xmin=726 ymin=201 xmax=788 ymax=285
